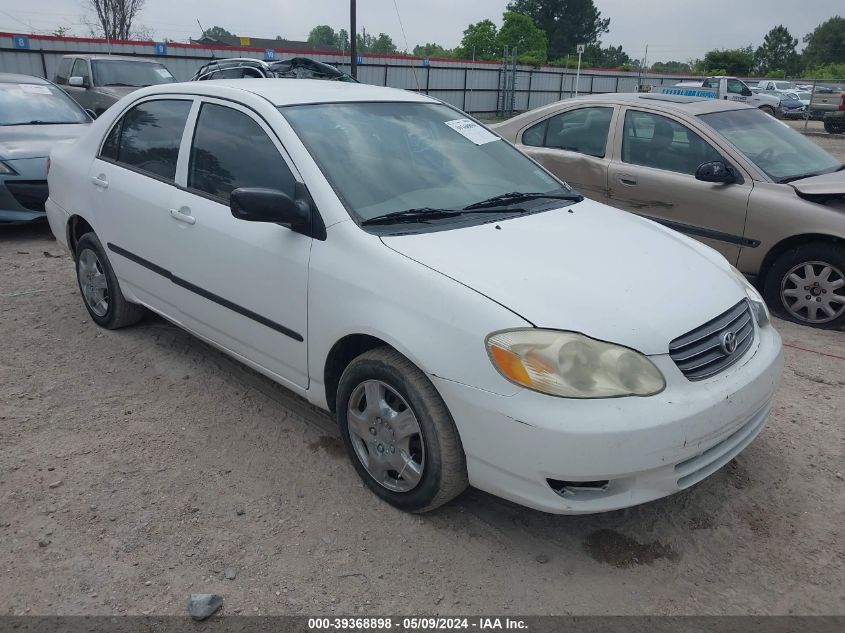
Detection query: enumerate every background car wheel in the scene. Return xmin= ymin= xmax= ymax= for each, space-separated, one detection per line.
xmin=823 ymin=119 xmax=845 ymax=134
xmin=75 ymin=232 xmax=144 ymax=329
xmin=760 ymin=105 xmax=776 ymax=117
xmin=763 ymin=242 xmax=845 ymax=328
xmin=337 ymin=347 xmax=467 ymax=513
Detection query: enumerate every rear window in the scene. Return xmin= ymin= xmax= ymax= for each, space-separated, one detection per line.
xmin=92 ymin=60 xmax=176 ymax=87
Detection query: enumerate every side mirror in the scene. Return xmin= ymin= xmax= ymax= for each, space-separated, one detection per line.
xmin=695 ymin=161 xmax=737 ymax=184
xmin=68 ymin=76 xmax=88 ymax=88
xmin=230 ymin=187 xmax=310 ymax=231
xmin=741 ymin=87 xmax=752 ymax=97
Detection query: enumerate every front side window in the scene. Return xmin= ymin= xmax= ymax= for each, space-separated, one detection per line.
xmin=622 ymin=110 xmax=723 ymax=175
xmin=522 ymin=107 xmax=612 ymax=157
xmin=727 ymin=79 xmax=746 ymax=95
xmin=282 ymin=102 xmax=566 ymax=223
xmin=188 ymin=103 xmax=296 ymax=202
xmin=71 ymin=59 xmax=90 ymax=83
xmin=699 ymin=108 xmax=841 ymax=182
xmin=99 ymin=99 xmax=191 ymax=180
xmin=0 ymin=81 xmax=89 ymax=125
xmin=91 ymin=60 xmax=175 ymax=88
xmin=55 ymin=58 xmax=72 ymax=84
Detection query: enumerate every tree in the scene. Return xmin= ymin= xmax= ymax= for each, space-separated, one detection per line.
xmin=802 ymin=16 xmax=845 ymax=68
xmin=506 ymin=0 xmax=609 ymax=59
xmin=651 ymin=60 xmax=692 ymax=74
xmin=581 ymin=43 xmax=630 ymax=68
xmin=337 ymin=29 xmax=350 ymax=50
xmin=497 ymin=11 xmax=547 ymax=64
xmin=456 ymin=19 xmax=499 ymax=59
xmin=308 ymin=25 xmax=338 ymax=47
xmin=755 ymin=25 xmax=799 ymax=76
xmin=202 ymin=25 xmax=234 ymax=40
xmin=413 ymin=43 xmax=453 ymax=58
xmin=53 ymin=26 xmax=72 ymax=36
xmin=370 ymin=33 xmax=398 ymax=55
xmin=86 ymin=0 xmax=145 ymax=40
xmin=699 ymin=47 xmax=755 ymax=76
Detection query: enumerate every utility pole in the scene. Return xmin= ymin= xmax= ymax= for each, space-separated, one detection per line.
xmin=575 ymin=44 xmax=585 ymax=97
xmin=350 ymin=0 xmax=357 ymax=79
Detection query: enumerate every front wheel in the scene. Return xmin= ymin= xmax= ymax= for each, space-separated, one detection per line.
xmin=823 ymin=119 xmax=845 ymax=134
xmin=760 ymin=105 xmax=776 ymax=117
xmin=763 ymin=242 xmax=845 ymax=328
xmin=336 ymin=347 xmax=467 ymax=512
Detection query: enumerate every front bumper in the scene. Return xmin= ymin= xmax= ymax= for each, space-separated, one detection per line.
xmin=1 ymin=157 xmax=48 ymax=224
xmin=434 ymin=324 xmax=783 ymax=514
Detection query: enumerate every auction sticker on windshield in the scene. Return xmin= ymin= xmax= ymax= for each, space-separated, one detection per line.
xmin=444 ymin=118 xmax=499 ymax=145
xmin=19 ymin=84 xmax=52 ymax=95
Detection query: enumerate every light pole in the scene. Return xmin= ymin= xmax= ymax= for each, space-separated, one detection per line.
xmin=350 ymin=0 xmax=357 ymax=79
xmin=575 ymin=43 xmax=584 ymax=97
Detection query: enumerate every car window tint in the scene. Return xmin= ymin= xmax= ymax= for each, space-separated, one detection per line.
xmin=99 ymin=99 xmax=191 ymax=180
xmin=703 ymin=78 xmax=719 ymax=89
xmin=188 ymin=103 xmax=295 ymax=202
xmin=727 ymin=79 xmax=745 ymax=94
xmin=522 ymin=119 xmax=547 ymax=147
xmin=622 ymin=110 xmax=722 ymax=175
xmin=530 ymin=107 xmax=612 ymax=157
xmin=71 ymin=59 xmax=90 ymax=82
xmin=56 ymin=58 xmax=72 ymax=84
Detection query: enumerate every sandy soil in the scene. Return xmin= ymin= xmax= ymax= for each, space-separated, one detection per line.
xmin=1 ymin=130 xmax=844 ymax=616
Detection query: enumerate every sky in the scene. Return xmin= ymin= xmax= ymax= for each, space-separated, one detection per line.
xmin=0 ymin=0 xmax=842 ymax=62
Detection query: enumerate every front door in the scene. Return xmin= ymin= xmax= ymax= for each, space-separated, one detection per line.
xmin=168 ymin=99 xmax=311 ymax=389
xmin=519 ymin=105 xmax=615 ymax=202
xmin=607 ymin=108 xmax=753 ymax=264
xmin=65 ymin=58 xmax=92 ymax=109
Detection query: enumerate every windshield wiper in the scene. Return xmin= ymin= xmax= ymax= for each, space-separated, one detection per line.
xmin=463 ymin=190 xmax=583 ymax=210
xmin=1 ymin=120 xmax=67 ymax=126
xmin=361 ymin=208 xmax=461 ymax=226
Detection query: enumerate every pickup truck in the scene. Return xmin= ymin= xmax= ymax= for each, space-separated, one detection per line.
xmin=808 ymin=87 xmax=845 ymax=134
xmin=655 ymin=76 xmax=780 ymax=116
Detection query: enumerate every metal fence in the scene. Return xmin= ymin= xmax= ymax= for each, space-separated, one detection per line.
xmin=0 ymin=32 xmax=689 ymax=115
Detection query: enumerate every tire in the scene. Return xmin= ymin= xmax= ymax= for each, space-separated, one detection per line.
xmin=75 ymin=232 xmax=144 ymax=329
xmin=763 ymin=242 xmax=845 ymax=329
xmin=823 ymin=119 xmax=845 ymax=135
xmin=336 ymin=347 xmax=468 ymax=512
xmin=760 ymin=105 xmax=776 ymax=117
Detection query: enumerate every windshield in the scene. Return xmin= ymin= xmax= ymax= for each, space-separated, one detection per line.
xmin=92 ymin=60 xmax=176 ymax=87
xmin=0 ymin=81 xmax=89 ymax=125
xmin=699 ymin=108 xmax=841 ymax=182
xmin=282 ymin=102 xmax=565 ymax=222
xmin=797 ymin=92 xmax=812 ymax=100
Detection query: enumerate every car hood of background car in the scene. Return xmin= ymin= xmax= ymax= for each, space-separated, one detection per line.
xmin=94 ymin=86 xmax=139 ymax=100
xmin=380 ymin=200 xmax=745 ymax=355
xmin=790 ymin=170 xmax=845 ymax=197
xmin=0 ymin=124 xmax=89 ymax=160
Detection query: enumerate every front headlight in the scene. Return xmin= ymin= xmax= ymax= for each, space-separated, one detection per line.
xmin=0 ymin=161 xmax=18 ymax=175
xmin=730 ymin=266 xmax=769 ymax=326
xmin=486 ymin=329 xmax=666 ymax=398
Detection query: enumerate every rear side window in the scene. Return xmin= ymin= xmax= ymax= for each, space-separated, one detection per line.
xmin=188 ymin=103 xmax=296 ymax=202
xmin=99 ymin=99 xmax=192 ymax=181
xmin=522 ymin=106 xmax=612 ymax=157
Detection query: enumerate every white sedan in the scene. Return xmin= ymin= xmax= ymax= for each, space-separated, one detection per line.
xmin=45 ymin=80 xmax=783 ymax=514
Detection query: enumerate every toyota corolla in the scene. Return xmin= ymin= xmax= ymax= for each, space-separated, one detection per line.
xmin=45 ymin=80 xmax=783 ymax=514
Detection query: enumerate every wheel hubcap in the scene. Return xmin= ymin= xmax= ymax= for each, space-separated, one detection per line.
xmin=781 ymin=261 xmax=845 ymax=324
xmin=77 ymin=249 xmax=109 ymax=317
xmin=346 ymin=380 xmax=425 ymax=493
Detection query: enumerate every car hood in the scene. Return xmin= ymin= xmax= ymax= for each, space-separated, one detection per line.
xmin=0 ymin=123 xmax=89 ymax=160
xmin=790 ymin=170 xmax=845 ymax=197
xmin=94 ymin=86 xmax=140 ymax=99
xmin=380 ymin=201 xmax=746 ymax=355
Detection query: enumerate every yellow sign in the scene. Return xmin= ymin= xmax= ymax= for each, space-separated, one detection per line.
xmin=239 ymin=37 xmax=251 ymax=46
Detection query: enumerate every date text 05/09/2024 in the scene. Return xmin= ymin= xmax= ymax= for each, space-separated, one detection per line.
xmin=308 ymin=617 xmax=529 ymax=630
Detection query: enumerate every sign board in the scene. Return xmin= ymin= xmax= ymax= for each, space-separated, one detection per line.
xmin=356 ymin=54 xmax=364 ymax=65
xmin=154 ymin=42 xmax=167 ymax=56
xmin=264 ymin=48 xmax=276 ymax=61
xmin=653 ymin=86 xmax=718 ymax=99
xmin=13 ymin=35 xmax=30 ymax=49
xmin=576 ymin=44 xmax=585 ymax=54
xmin=422 ymin=57 xmax=430 ymax=67
xmin=239 ymin=36 xmax=251 ymax=46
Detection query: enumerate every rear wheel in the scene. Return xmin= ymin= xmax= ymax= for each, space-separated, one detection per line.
xmin=763 ymin=242 xmax=845 ymax=328
xmin=760 ymin=105 xmax=776 ymax=117
xmin=336 ymin=347 xmax=467 ymax=512
xmin=823 ymin=119 xmax=845 ymax=134
xmin=75 ymin=232 xmax=144 ymax=329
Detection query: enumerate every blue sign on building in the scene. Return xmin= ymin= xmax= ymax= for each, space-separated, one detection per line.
xmin=13 ymin=35 xmax=30 ymax=49
xmin=356 ymin=54 xmax=364 ymax=65
xmin=154 ymin=42 xmax=167 ymax=56
xmin=264 ymin=49 xmax=276 ymax=61
xmin=422 ymin=57 xmax=430 ymax=67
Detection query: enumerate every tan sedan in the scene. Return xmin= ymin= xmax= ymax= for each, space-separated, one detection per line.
xmin=495 ymin=93 xmax=845 ymax=328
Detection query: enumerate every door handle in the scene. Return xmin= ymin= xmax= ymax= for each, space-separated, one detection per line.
xmin=618 ymin=174 xmax=637 ymax=186
xmin=169 ymin=208 xmax=196 ymax=225
xmin=90 ymin=175 xmax=108 ymax=188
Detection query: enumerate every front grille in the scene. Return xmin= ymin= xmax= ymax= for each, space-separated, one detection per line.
xmin=669 ymin=300 xmax=754 ymax=381
xmin=5 ymin=180 xmax=48 ymax=211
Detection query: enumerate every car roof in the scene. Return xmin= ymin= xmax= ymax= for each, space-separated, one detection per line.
xmin=138 ymin=78 xmax=436 ymax=106
xmin=519 ymin=92 xmax=757 ymax=118
xmin=61 ymin=54 xmax=163 ymax=63
xmin=0 ymin=73 xmax=51 ymax=84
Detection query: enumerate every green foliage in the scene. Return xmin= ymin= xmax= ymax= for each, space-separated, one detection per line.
xmin=580 ymin=43 xmax=629 ymax=69
xmin=202 ymin=26 xmax=234 ymax=40
xmin=802 ymin=16 xmax=845 ymax=68
xmin=308 ymin=25 xmax=339 ymax=47
xmin=755 ymin=25 xmax=799 ymax=75
xmin=337 ymin=29 xmax=350 ymax=50
xmin=357 ymin=32 xmax=398 ymax=55
xmin=698 ymin=47 xmax=755 ymax=76
xmin=456 ymin=19 xmax=500 ymax=59
xmin=507 ymin=0 xmax=610 ymax=59
xmin=764 ymin=69 xmax=786 ymax=78
xmin=651 ymin=60 xmax=692 ymax=74
xmin=497 ymin=11 xmax=548 ymax=64
xmin=413 ymin=43 xmax=454 ymax=58
xmin=803 ymin=62 xmax=845 ymax=79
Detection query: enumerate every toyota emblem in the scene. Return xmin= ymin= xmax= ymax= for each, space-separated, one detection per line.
xmin=721 ymin=331 xmax=738 ymax=355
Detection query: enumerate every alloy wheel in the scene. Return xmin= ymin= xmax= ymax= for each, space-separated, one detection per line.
xmin=780 ymin=260 xmax=845 ymax=324
xmin=78 ymin=248 xmax=110 ymax=317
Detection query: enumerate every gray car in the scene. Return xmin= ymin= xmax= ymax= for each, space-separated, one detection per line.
xmin=53 ymin=55 xmax=176 ymax=116
xmin=0 ymin=73 xmax=91 ymax=223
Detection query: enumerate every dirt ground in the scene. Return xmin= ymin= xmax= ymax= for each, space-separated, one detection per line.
xmin=1 ymin=134 xmax=844 ymax=617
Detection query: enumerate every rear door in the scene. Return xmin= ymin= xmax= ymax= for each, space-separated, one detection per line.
xmin=167 ymin=99 xmax=311 ymax=389
xmin=606 ymin=107 xmax=753 ymax=264
xmin=517 ymin=105 xmax=616 ymax=202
